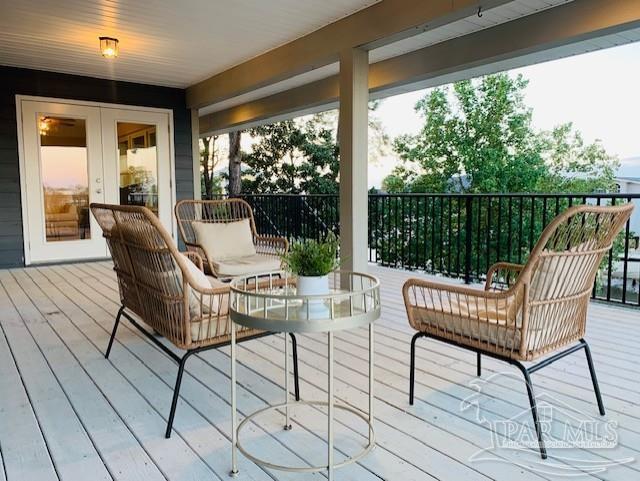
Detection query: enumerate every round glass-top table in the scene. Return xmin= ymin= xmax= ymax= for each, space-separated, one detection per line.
xmin=228 ymin=270 xmax=381 ymax=480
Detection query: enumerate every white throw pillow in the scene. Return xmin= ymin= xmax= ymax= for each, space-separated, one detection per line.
xmin=179 ymin=254 xmax=227 ymax=317
xmin=192 ymin=219 xmax=256 ymax=261
xmin=180 ymin=253 xmax=210 ymax=289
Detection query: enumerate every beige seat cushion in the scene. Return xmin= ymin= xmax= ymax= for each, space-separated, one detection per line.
xmin=410 ymin=297 xmax=522 ymax=350
xmin=192 ymin=219 xmax=256 ymax=261
xmin=212 ymin=253 xmax=281 ymax=277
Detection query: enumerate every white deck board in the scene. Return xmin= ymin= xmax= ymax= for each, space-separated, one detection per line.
xmin=34 ymin=265 xmax=262 ymax=481
xmin=0 ymin=270 xmax=112 ymax=481
xmin=0 ymin=261 xmax=638 ymax=481
xmin=10 ymin=268 xmax=169 ymax=481
xmin=0 ymin=297 xmax=58 ymax=481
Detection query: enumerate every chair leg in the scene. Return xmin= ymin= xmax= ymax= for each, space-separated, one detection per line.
xmin=514 ymin=362 xmax=547 ymax=459
xmin=105 ymin=306 xmax=124 ymax=359
xmin=165 ymin=351 xmax=194 ymax=439
xmin=409 ymin=333 xmax=424 ymax=405
xmin=289 ymin=333 xmax=300 ymax=401
xmin=581 ymin=339 xmax=605 ymax=416
xmin=477 ymin=352 xmax=481 ymax=377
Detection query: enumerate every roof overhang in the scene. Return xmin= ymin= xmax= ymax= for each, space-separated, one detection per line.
xmin=199 ymin=0 xmax=640 ymax=135
xmin=186 ymin=0 xmax=513 ymax=109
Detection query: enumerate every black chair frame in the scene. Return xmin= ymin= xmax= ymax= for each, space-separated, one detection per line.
xmin=409 ymin=332 xmax=604 ymax=459
xmin=106 ymin=306 xmax=301 ymax=438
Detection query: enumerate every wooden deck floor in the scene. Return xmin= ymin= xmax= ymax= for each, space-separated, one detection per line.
xmin=0 ymin=262 xmax=639 ymax=481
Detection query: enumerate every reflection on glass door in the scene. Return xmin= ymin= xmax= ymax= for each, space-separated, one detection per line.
xmin=117 ymin=122 xmax=159 ymax=214
xmin=39 ymin=116 xmax=91 ymax=241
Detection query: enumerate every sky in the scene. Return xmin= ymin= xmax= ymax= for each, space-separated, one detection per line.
xmin=370 ymin=41 xmax=640 ymax=187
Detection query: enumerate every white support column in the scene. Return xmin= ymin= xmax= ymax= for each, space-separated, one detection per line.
xmin=191 ymin=108 xmax=202 ymax=200
xmin=338 ymin=48 xmax=369 ymax=273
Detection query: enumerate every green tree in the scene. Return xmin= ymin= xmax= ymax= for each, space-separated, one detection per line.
xmin=241 ymin=102 xmax=389 ymax=195
xmin=375 ymin=72 xmax=623 ymax=276
xmin=242 ymin=115 xmax=339 ymax=194
xmin=200 ymin=135 xmax=224 ymax=198
xmin=537 ymin=122 xmax=618 ymax=192
xmin=391 ymin=74 xmax=548 ymax=193
xmin=387 ymin=73 xmax=618 ymax=194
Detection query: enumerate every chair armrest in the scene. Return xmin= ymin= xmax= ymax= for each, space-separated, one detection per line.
xmin=403 ymin=276 xmax=525 ymax=358
xmin=184 ymin=243 xmax=218 ymax=276
xmin=254 ymin=234 xmax=289 ymax=256
xmin=403 ymin=276 xmax=513 ymax=309
xmin=186 ymin=277 xmax=295 ymax=345
xmin=181 ymin=250 xmax=204 ymax=271
xmin=402 ymin=277 xmax=518 ymax=325
xmin=485 ymin=262 xmax=525 ymax=292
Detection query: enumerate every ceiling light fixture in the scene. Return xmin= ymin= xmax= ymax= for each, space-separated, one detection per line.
xmin=39 ymin=116 xmax=50 ymax=136
xmin=99 ymin=36 xmax=119 ymax=59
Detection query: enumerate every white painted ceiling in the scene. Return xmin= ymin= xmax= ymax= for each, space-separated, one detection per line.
xmin=0 ymin=0 xmax=379 ymax=88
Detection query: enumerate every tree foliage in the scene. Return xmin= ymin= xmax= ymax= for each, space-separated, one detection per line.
xmin=238 ymin=103 xmax=389 ymax=194
xmin=241 ymin=114 xmax=339 ymax=194
xmin=200 ymin=135 xmax=223 ymax=198
xmin=388 ymin=73 xmax=618 ymax=194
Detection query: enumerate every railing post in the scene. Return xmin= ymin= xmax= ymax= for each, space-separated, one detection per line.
xmin=464 ymin=196 xmax=473 ymax=284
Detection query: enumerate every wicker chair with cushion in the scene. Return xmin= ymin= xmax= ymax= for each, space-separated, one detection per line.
xmin=90 ymin=203 xmax=300 ymax=438
xmin=403 ymin=203 xmax=633 ymax=458
xmin=175 ymin=198 xmax=288 ymax=278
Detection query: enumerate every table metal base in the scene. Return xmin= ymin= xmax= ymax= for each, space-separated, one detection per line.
xmin=236 ymin=400 xmax=375 ymax=472
xmin=231 ymin=326 xmax=376 ymax=480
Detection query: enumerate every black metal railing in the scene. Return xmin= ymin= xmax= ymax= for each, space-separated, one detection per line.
xmin=238 ymin=193 xmax=640 ymax=307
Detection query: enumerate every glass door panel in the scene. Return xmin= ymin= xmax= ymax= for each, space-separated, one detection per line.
xmin=21 ymin=100 xmax=175 ymax=264
xmin=117 ymin=122 xmax=159 ymax=214
xmin=101 ymin=108 xmax=173 ymax=236
xmin=39 ymin=116 xmax=91 ymax=242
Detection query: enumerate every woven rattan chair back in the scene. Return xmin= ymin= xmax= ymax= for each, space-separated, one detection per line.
xmin=175 ymin=198 xmax=288 ymax=277
xmin=175 ymin=198 xmax=255 ymax=266
xmin=91 ymin=203 xmax=192 ymax=346
xmin=514 ymin=203 xmax=633 ymax=357
xmin=176 ymin=198 xmax=257 ymax=253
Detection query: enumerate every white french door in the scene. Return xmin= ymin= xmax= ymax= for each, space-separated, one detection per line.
xmin=20 ymin=99 xmax=174 ymax=264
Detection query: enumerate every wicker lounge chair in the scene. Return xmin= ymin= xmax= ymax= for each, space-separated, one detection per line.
xmin=90 ymin=203 xmax=300 ymax=438
xmin=175 ymin=198 xmax=288 ymax=278
xmin=403 ymin=203 xmax=633 ymax=458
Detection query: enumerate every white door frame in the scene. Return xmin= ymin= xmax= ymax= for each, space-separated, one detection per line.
xmin=16 ymin=94 xmax=177 ymax=265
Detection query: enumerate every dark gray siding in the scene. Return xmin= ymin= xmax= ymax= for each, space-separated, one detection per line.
xmin=0 ymin=66 xmax=194 ymax=267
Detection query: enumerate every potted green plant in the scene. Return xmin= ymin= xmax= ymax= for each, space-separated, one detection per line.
xmin=281 ymin=232 xmax=339 ymax=297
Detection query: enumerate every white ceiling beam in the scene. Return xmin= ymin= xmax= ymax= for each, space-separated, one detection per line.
xmin=186 ymin=0 xmax=512 ymax=109
xmin=199 ymin=0 xmax=640 ymax=135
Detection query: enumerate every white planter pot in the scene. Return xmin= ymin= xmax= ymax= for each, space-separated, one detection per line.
xmin=297 ymin=275 xmax=330 ymax=319
xmin=297 ymin=275 xmax=329 ymax=296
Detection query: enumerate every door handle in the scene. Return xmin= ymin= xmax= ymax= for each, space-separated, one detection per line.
xmin=95 ymin=188 xmax=103 ymax=194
